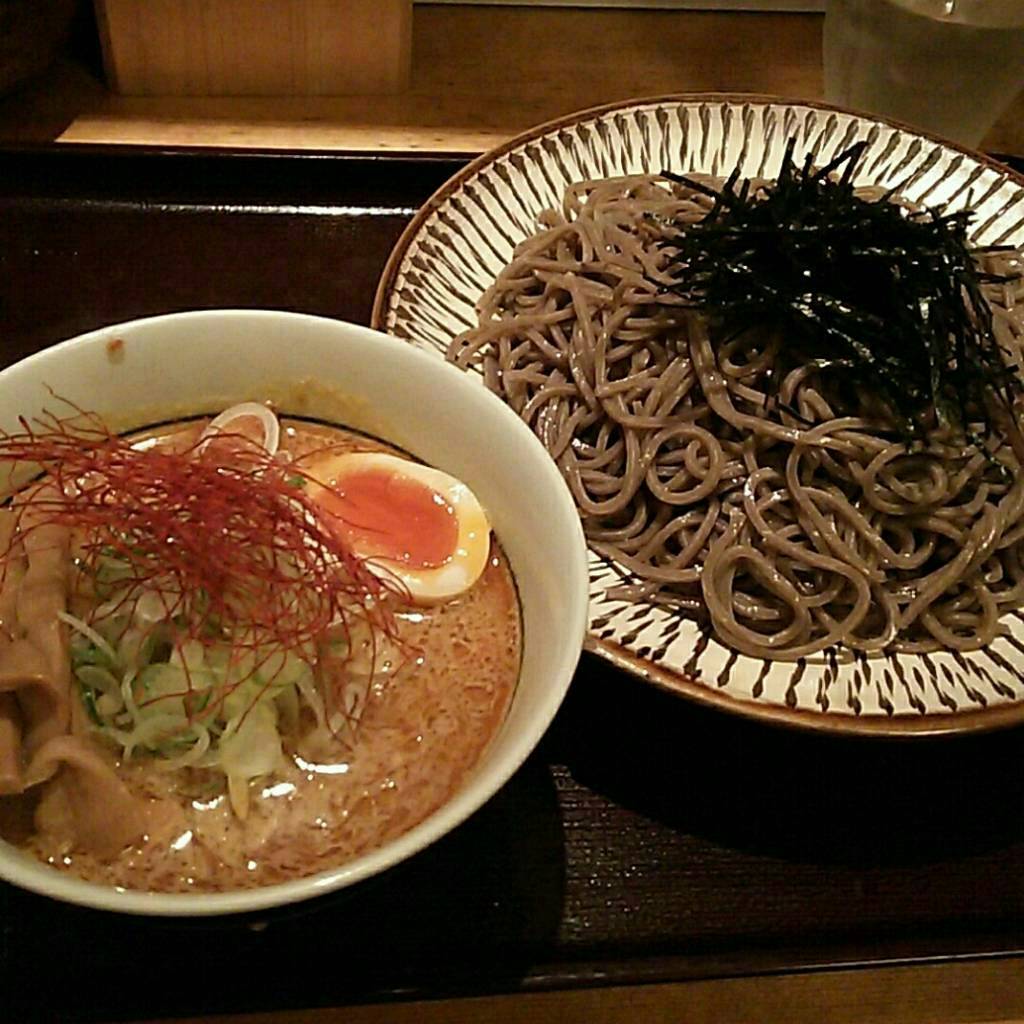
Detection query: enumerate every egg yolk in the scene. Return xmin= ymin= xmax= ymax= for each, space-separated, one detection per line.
xmin=315 ymin=468 xmax=459 ymax=568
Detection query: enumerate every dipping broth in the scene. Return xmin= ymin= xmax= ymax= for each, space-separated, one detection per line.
xmin=0 ymin=414 xmax=521 ymax=892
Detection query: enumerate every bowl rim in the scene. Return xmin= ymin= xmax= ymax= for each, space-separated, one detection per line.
xmin=0 ymin=308 xmax=589 ymax=916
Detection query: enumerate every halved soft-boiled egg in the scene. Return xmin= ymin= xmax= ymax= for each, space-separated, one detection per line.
xmin=302 ymin=451 xmax=491 ymax=604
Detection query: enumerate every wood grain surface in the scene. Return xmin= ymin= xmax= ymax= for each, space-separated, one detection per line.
xmin=95 ymin=0 xmax=412 ymax=96
xmin=0 ymin=5 xmax=1021 ymax=156
xmin=2 ymin=145 xmax=1024 ymax=1024
xmin=138 ymin=957 xmax=1024 ymax=1024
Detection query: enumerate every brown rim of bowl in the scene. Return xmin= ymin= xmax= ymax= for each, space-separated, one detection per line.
xmin=589 ymin=637 xmax=1024 ymax=739
xmin=371 ymin=91 xmax=1024 ymax=740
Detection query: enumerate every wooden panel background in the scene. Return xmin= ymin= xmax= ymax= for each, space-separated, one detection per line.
xmin=95 ymin=0 xmax=412 ymax=96
xmin=1 ymin=6 xmax=1021 ymax=156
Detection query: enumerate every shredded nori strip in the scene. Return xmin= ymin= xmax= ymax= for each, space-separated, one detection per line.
xmin=660 ymin=139 xmax=1022 ymax=445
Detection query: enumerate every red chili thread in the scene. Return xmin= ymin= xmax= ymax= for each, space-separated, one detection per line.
xmin=0 ymin=403 xmax=408 ymax=738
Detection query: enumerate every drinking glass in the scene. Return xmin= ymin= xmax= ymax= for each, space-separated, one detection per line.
xmin=823 ymin=0 xmax=1024 ymax=148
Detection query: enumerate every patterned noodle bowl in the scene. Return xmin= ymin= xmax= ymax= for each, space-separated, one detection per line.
xmin=373 ymin=94 xmax=1024 ymax=736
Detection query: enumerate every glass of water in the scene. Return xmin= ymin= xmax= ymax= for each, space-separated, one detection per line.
xmin=823 ymin=0 xmax=1024 ymax=148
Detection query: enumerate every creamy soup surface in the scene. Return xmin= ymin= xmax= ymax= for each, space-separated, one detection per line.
xmin=0 ymin=418 xmax=521 ymax=892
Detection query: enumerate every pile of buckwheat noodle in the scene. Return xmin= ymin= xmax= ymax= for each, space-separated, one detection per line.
xmin=448 ymin=173 xmax=1024 ymax=661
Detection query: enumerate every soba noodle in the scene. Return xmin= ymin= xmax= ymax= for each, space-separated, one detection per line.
xmin=448 ymin=174 xmax=1024 ymax=660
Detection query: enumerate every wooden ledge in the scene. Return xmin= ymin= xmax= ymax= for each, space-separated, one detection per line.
xmin=140 ymin=956 xmax=1024 ymax=1024
xmin=0 ymin=5 xmax=1019 ymax=157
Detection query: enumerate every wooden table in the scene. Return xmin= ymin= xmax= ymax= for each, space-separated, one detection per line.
xmin=2 ymin=7 xmax=1024 ymax=1023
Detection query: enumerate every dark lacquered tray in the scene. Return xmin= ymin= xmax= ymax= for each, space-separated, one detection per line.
xmin=2 ymin=144 xmax=1024 ymax=1024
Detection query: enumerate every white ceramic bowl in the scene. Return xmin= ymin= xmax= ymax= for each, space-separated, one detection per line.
xmin=0 ymin=309 xmax=589 ymax=915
